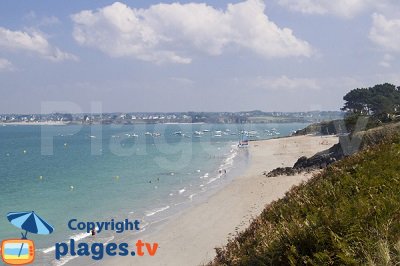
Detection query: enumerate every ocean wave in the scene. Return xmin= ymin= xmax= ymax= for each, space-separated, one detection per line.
xmin=189 ymin=193 xmax=196 ymax=201
xmin=41 ymin=226 xmax=100 ymax=266
xmin=206 ymin=176 xmax=221 ymax=184
xmin=205 ymin=145 xmax=238 ymax=185
xmin=145 ymin=205 xmax=170 ymax=217
xmin=51 ymin=235 xmax=115 ymax=266
xmin=53 ymin=255 xmax=75 ymax=266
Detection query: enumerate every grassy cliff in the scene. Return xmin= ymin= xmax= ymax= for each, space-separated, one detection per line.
xmin=210 ymin=133 xmax=400 ymax=265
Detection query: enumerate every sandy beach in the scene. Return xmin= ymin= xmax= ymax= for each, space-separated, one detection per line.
xmin=93 ymin=135 xmax=338 ymax=266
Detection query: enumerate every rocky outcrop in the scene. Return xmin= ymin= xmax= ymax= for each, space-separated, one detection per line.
xmin=264 ymin=142 xmax=344 ymax=177
xmin=265 ymin=122 xmax=400 ymax=178
xmin=293 ymin=143 xmax=344 ymax=169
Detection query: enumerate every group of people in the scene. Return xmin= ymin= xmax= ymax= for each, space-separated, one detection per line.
xmin=218 ymin=169 xmax=227 ymax=174
xmin=149 ymin=177 xmax=160 ymax=184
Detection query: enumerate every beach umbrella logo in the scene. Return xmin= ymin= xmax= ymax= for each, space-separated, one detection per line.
xmin=0 ymin=211 xmax=54 ymax=265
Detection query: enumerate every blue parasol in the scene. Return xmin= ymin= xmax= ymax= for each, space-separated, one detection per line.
xmin=7 ymin=211 xmax=54 ymax=257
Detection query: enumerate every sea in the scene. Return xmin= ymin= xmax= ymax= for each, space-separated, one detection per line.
xmin=0 ymin=123 xmax=308 ymax=265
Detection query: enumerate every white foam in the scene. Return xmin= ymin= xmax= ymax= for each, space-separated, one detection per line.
xmin=207 ymin=176 xmax=221 ymax=184
xmin=42 ymin=226 xmax=99 ymax=254
xmin=189 ymin=193 xmax=196 ymax=201
xmin=41 ymin=245 xmax=56 ymax=254
xmin=205 ymin=145 xmax=238 ymax=185
xmin=53 ymin=255 xmax=75 ymax=266
xmin=178 ymin=188 xmax=186 ymax=194
xmin=146 ymin=206 xmax=170 ymax=217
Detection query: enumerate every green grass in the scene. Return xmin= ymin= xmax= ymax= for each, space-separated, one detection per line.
xmin=210 ymin=135 xmax=400 ymax=266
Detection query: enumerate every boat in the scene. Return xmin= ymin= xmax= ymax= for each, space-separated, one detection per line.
xmin=173 ymin=131 xmax=183 ymax=136
xmin=244 ymin=130 xmax=259 ymax=141
xmin=214 ymin=130 xmax=222 ymax=137
xmin=247 ymin=130 xmax=258 ymax=136
xmin=238 ymin=134 xmax=249 ymax=148
xmin=145 ymin=132 xmax=152 ymax=136
xmin=271 ymin=128 xmax=280 ymax=135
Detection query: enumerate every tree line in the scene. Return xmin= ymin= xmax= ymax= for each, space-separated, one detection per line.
xmin=342 ymin=83 xmax=400 ymax=122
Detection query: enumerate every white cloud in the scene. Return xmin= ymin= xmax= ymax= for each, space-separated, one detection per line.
xmin=71 ymin=0 xmax=312 ymax=64
xmin=0 ymin=58 xmax=14 ymax=71
xmin=0 ymin=27 xmax=78 ymax=62
xmin=277 ymin=0 xmax=396 ymax=18
xmin=370 ymin=13 xmax=400 ymax=53
xmin=254 ymin=75 xmax=320 ymax=90
xmin=379 ymin=53 xmax=394 ymax=68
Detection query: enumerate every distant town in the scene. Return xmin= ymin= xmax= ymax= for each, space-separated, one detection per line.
xmin=0 ymin=110 xmax=343 ymax=125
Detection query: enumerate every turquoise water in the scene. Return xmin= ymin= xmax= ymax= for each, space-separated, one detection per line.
xmin=0 ymin=123 xmax=308 ymax=265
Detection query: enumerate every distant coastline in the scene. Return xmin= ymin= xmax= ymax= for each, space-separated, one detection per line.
xmin=1 ymin=121 xmax=68 ymax=126
xmin=0 ymin=110 xmax=344 ymax=125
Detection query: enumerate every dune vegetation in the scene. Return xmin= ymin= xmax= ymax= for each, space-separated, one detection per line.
xmin=210 ymin=131 xmax=400 ymax=265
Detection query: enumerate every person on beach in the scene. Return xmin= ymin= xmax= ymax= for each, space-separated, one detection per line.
xmin=91 ymin=229 xmax=96 ymax=236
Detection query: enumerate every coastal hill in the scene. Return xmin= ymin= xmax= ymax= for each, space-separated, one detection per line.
xmin=209 ymin=83 xmax=400 ymax=265
xmin=209 ymin=124 xmax=400 ymax=265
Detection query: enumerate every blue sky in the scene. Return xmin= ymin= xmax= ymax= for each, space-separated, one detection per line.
xmin=0 ymin=0 xmax=399 ymax=113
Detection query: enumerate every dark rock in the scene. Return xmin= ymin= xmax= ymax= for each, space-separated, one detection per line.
xmin=265 ymin=142 xmax=345 ymax=177
xmin=264 ymin=167 xmax=297 ymax=177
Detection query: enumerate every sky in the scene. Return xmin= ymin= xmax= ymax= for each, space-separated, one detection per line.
xmin=0 ymin=0 xmax=399 ymax=114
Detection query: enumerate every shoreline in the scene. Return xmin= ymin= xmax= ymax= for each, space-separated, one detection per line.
xmin=86 ymin=135 xmax=338 ymax=266
xmin=1 ymin=121 xmax=68 ymax=126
